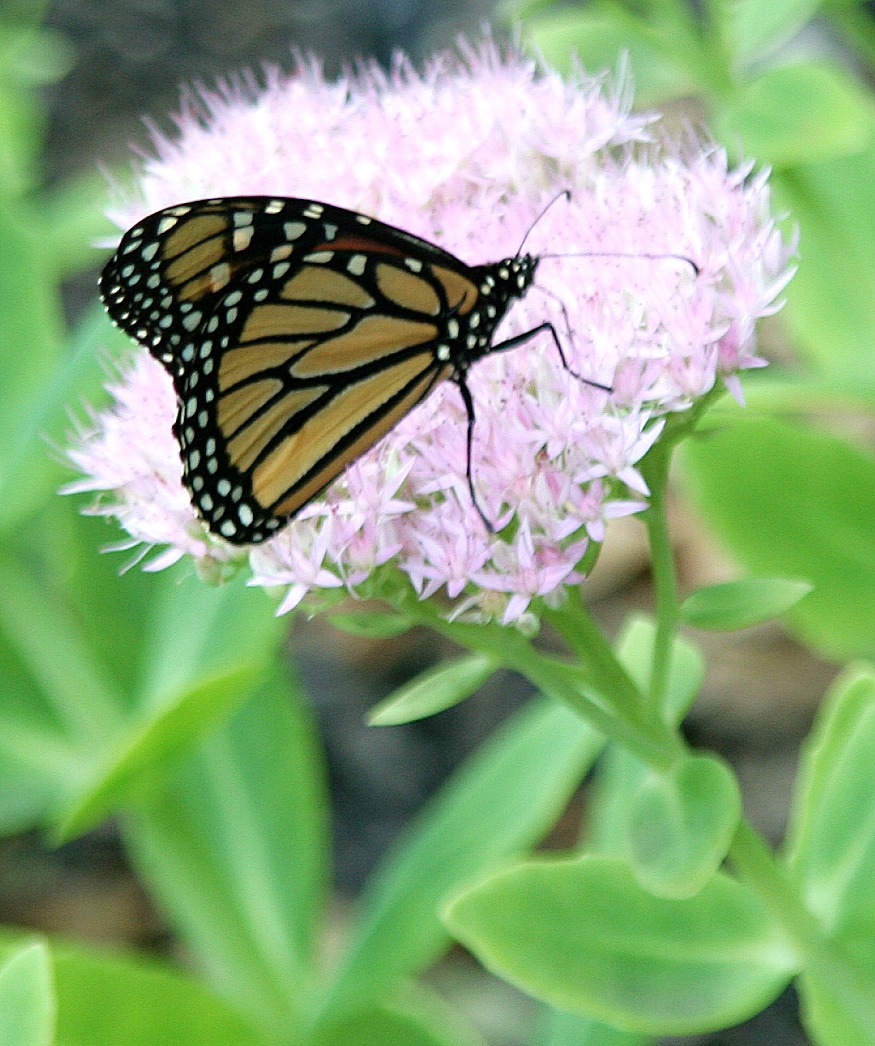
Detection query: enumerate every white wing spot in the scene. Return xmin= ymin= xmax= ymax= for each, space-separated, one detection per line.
xmin=347 ymin=254 xmax=367 ymax=276
xmin=270 ymin=245 xmax=293 ymax=263
xmin=233 ymin=227 xmax=254 ymax=252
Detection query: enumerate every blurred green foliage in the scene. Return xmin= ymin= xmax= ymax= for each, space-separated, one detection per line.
xmin=4 ymin=0 xmax=875 ymax=1042
xmin=516 ymin=0 xmax=875 ymax=664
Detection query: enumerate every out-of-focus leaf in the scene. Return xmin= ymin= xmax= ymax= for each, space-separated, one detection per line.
xmin=681 ymin=577 xmax=813 ymax=631
xmin=716 ymin=62 xmax=872 ymax=167
xmin=328 ymin=612 xmax=413 ymax=638
xmin=534 ymin=1007 xmax=648 ymax=1046
xmin=787 ymin=666 xmax=875 ymax=936
xmin=446 ymin=856 xmax=797 ymax=1035
xmin=319 ymin=698 xmax=602 ymax=1022
xmin=0 ymin=941 xmax=54 ymax=1046
xmin=56 ymin=662 xmax=263 ymax=841
xmin=627 ymin=755 xmax=741 ymax=899
xmin=720 ymin=0 xmax=826 ymax=67
xmin=680 ymin=416 xmax=875 ymax=660
xmin=123 ymin=672 xmax=328 ymax=1037
xmin=369 ymin=653 xmax=497 ymax=725
xmin=0 ymin=932 xmax=264 ymax=1046
xmin=523 ymin=10 xmax=690 ymax=103
xmin=774 ymin=143 xmax=875 ymax=378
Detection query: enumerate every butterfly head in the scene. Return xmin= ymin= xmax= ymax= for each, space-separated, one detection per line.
xmin=476 ymin=252 xmax=539 ymax=316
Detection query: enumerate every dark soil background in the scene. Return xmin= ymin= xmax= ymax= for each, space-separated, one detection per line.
xmin=2 ymin=3 xmax=838 ymax=1043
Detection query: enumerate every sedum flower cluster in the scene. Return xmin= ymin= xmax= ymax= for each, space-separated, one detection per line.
xmin=67 ymin=40 xmax=794 ymax=623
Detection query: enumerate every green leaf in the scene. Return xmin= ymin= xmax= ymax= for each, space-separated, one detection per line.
xmin=135 ymin=571 xmax=285 ymax=708
xmin=627 ymin=755 xmax=741 ymax=898
xmin=799 ymin=960 xmax=875 ymax=1046
xmin=328 ymin=612 xmax=413 ymax=638
xmin=614 ymin=614 xmax=706 ymax=726
xmin=0 ymin=720 xmax=71 ymax=833
xmin=309 ymin=998 xmax=485 ymax=1046
xmin=0 ymin=941 xmax=54 ymax=1046
xmin=56 ymin=662 xmax=264 ymax=840
xmin=720 ymin=0 xmax=826 ymax=67
xmin=53 ymin=571 xmax=287 ymax=839
xmin=785 ymin=664 xmax=875 ymax=1043
xmin=0 ymin=934 xmax=264 ymax=1046
xmin=0 ymin=199 xmax=64 ymax=467
xmin=0 ymin=24 xmax=73 ymax=87
xmin=586 ymin=617 xmax=705 ymax=858
xmin=319 ymin=698 xmax=603 ymax=1023
xmin=681 ymin=577 xmax=813 ymax=631
xmin=0 ymin=547 xmax=123 ymax=748
xmin=715 ymin=62 xmax=873 ymax=167
xmin=369 ymin=654 xmax=497 ymax=725
xmin=774 ymin=145 xmax=875 ymax=378
xmin=0 ymin=45 xmax=46 ymax=194
xmin=534 ymin=1006 xmax=649 ymax=1046
xmin=55 ymin=509 xmax=174 ymax=703
xmin=40 ymin=171 xmax=116 ymax=278
xmin=445 ymin=855 xmax=797 ymax=1035
xmin=523 ymin=10 xmax=690 ymax=104
xmin=680 ymin=416 xmax=875 ymax=660
xmin=1 ymin=301 xmax=110 ymax=530
xmin=123 ymin=671 xmax=328 ymax=1037
xmin=786 ymin=666 xmax=875 ymax=933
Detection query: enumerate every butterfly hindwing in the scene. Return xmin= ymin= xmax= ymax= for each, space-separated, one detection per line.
xmin=100 ymin=196 xmax=538 ymax=542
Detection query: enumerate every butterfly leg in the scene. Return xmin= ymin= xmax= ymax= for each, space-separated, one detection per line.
xmin=454 ymin=375 xmax=495 ymax=533
xmin=491 ymin=322 xmax=612 ymax=392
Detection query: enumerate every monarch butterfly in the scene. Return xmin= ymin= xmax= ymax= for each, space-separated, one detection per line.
xmin=100 ymin=195 xmax=602 ymax=544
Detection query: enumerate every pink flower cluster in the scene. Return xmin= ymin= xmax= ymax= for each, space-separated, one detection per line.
xmin=68 ymin=40 xmax=794 ymax=623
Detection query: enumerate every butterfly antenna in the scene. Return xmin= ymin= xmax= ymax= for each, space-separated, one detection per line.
xmin=542 ymin=249 xmax=700 ymax=276
xmin=516 ymin=190 xmax=572 ymax=257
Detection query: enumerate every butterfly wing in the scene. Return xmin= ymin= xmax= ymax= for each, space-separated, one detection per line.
xmin=100 ymin=197 xmax=484 ymax=543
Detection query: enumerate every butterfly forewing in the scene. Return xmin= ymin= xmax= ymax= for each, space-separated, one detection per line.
xmin=100 ymin=196 xmax=538 ymax=543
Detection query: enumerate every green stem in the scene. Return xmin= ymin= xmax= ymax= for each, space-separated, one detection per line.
xmin=400 ymin=597 xmax=679 ymax=770
xmin=730 ymin=821 xmax=875 ymax=1039
xmin=640 ymin=392 xmax=720 ymax=712
xmin=642 ymin=441 xmax=679 ymax=713
xmin=547 ymin=587 xmax=650 ymax=725
xmin=545 ymin=588 xmax=682 ymax=765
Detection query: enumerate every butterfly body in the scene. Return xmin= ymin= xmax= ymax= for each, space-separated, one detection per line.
xmin=100 ymin=196 xmax=541 ymax=543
